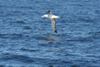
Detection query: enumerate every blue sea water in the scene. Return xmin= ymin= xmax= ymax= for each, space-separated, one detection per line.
xmin=0 ymin=0 xmax=100 ymax=67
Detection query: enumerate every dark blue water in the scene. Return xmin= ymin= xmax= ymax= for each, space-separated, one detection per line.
xmin=0 ymin=0 xmax=100 ymax=67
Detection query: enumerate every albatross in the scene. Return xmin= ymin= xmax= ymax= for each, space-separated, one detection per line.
xmin=42 ymin=10 xmax=60 ymax=33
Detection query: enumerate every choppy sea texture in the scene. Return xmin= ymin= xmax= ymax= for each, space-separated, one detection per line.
xmin=0 ymin=0 xmax=100 ymax=67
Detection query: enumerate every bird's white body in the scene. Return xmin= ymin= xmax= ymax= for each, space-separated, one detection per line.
xmin=42 ymin=14 xmax=60 ymax=19
xmin=42 ymin=11 xmax=60 ymax=33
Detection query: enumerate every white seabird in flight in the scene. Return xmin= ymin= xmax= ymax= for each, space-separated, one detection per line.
xmin=42 ymin=10 xmax=60 ymax=33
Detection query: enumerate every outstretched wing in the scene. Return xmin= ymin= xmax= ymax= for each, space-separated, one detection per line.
xmin=51 ymin=15 xmax=60 ymax=18
xmin=50 ymin=19 xmax=57 ymax=33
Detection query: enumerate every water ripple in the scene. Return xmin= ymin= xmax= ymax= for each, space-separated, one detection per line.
xmin=1 ymin=53 xmax=34 ymax=63
xmin=20 ymin=48 xmax=40 ymax=52
xmin=0 ymin=33 xmax=23 ymax=39
xmin=88 ymin=31 xmax=100 ymax=39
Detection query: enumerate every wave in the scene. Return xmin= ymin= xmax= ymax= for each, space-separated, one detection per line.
xmin=0 ymin=33 xmax=23 ymax=40
xmin=88 ymin=31 xmax=100 ymax=39
xmin=20 ymin=48 xmax=40 ymax=52
xmin=1 ymin=53 xmax=34 ymax=63
xmin=23 ymin=26 xmax=32 ymax=29
xmin=67 ymin=36 xmax=93 ymax=42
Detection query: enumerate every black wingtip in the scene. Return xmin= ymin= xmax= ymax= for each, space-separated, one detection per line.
xmin=55 ymin=30 xmax=57 ymax=33
xmin=47 ymin=10 xmax=50 ymax=13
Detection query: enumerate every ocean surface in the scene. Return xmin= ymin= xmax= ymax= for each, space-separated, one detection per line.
xmin=0 ymin=0 xmax=100 ymax=67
